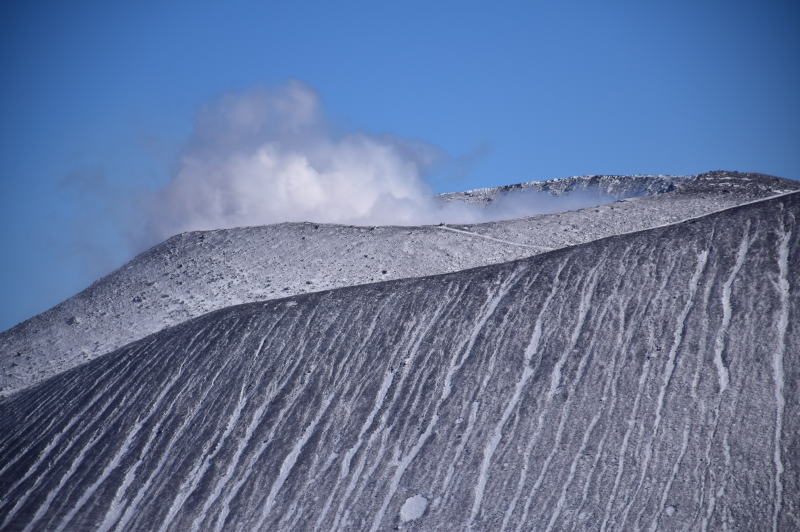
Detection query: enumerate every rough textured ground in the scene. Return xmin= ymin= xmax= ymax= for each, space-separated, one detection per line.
xmin=438 ymin=173 xmax=687 ymax=204
xmin=1 ymin=191 xmax=797 ymax=531
xmin=2 ymin=170 xmax=797 ymax=397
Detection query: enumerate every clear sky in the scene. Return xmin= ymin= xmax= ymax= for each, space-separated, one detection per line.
xmin=1 ymin=0 xmax=799 ymax=330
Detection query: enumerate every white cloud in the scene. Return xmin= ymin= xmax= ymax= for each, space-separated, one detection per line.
xmin=143 ymin=81 xmax=611 ymax=242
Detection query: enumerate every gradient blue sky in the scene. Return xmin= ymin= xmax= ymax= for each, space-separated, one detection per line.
xmin=1 ymin=0 xmax=799 ymax=330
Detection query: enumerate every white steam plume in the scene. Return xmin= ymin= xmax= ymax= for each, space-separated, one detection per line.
xmin=144 ymin=82 xmax=611 ymax=242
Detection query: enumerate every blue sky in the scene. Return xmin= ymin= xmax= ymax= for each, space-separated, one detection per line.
xmin=1 ymin=0 xmax=799 ymax=330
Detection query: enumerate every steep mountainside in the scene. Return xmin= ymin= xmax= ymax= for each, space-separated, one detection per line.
xmin=2 ymin=170 xmax=797 ymax=397
xmin=1 ymin=192 xmax=796 ymax=531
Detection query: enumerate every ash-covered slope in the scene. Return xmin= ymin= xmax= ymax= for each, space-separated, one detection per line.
xmin=2 ymin=170 xmax=797 ymax=397
xmin=438 ymin=173 xmax=687 ymax=204
xmin=438 ymin=169 xmax=796 ymax=205
xmin=1 ymin=192 xmax=797 ymax=531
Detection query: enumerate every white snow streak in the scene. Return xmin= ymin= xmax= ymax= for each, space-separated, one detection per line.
xmin=369 ymin=270 xmax=523 ymax=532
xmin=254 ymin=393 xmax=334 ymax=528
xmin=617 ymin=247 xmax=708 ymax=529
xmin=771 ymin=221 xmax=791 ymax=531
xmin=714 ymin=223 xmax=751 ymax=392
xmin=516 ymin=259 xmax=603 ymax=529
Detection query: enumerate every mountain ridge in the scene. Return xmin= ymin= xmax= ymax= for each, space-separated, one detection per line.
xmin=2 ymin=170 xmax=798 ymax=398
xmin=1 ymin=189 xmax=796 ymax=530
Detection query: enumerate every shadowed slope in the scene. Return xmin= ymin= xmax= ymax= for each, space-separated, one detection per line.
xmin=0 ymin=193 xmax=797 ymax=531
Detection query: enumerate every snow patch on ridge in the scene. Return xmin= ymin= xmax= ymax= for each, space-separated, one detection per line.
xmin=400 ymin=494 xmax=428 ymax=522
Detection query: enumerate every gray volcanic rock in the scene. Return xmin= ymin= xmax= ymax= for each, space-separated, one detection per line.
xmin=438 ymin=169 xmax=798 ymax=205
xmin=438 ymin=171 xmax=800 ymax=255
xmin=1 ymin=192 xmax=797 ymax=531
xmin=438 ymin=173 xmax=688 ymax=204
xmin=2 ymin=170 xmax=797 ymax=398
